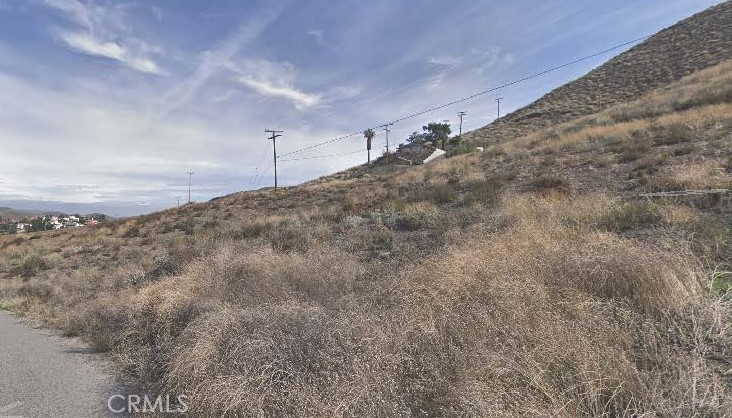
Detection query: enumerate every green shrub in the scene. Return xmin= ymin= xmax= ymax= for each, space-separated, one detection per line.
xmin=710 ymin=269 xmax=732 ymax=295
xmin=369 ymin=230 xmax=396 ymax=257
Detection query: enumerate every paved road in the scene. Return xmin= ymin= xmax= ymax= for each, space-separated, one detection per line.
xmin=0 ymin=311 xmax=128 ymax=418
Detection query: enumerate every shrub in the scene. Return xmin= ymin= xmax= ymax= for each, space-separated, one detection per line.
xmin=270 ymin=223 xmax=311 ymax=253
xmin=465 ymin=177 xmax=504 ymax=207
xmin=17 ymin=254 xmax=50 ymax=278
xmin=654 ymin=123 xmax=694 ymax=145
xmin=617 ymin=139 xmax=652 ymax=162
xmin=369 ymin=229 xmax=396 ymax=257
xmin=710 ymin=269 xmax=732 ymax=295
xmin=601 ymin=201 xmax=663 ymax=232
xmin=396 ymin=202 xmax=440 ymax=230
xmin=148 ymin=254 xmax=181 ymax=279
xmin=229 ymin=220 xmax=273 ymax=240
xmin=429 ymin=182 xmax=457 ymax=204
xmin=17 ymin=281 xmax=54 ymax=300
xmin=673 ymin=143 xmax=698 ymax=156
xmin=529 ymin=176 xmax=571 ymax=195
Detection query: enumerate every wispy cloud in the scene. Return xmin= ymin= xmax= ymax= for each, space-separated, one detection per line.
xmin=229 ymin=59 xmax=321 ymax=110
xmin=156 ymin=6 xmax=285 ymax=120
xmin=307 ymin=29 xmax=332 ymax=48
xmin=45 ymin=0 xmax=165 ymax=75
xmin=428 ymin=55 xmax=463 ymax=67
xmin=237 ymin=77 xmax=320 ymax=109
xmin=59 ymin=32 xmax=163 ymax=74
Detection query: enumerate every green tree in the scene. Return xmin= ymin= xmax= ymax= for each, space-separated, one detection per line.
xmin=29 ymin=218 xmax=49 ymax=232
xmin=423 ymin=122 xmax=452 ymax=150
xmin=406 ymin=131 xmax=429 ymax=145
xmin=363 ymin=128 xmax=375 ymax=165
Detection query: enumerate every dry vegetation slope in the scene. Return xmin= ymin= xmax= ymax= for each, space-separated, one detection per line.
xmin=465 ymin=0 xmax=732 ymax=145
xmin=2 ymin=40 xmax=732 ymax=418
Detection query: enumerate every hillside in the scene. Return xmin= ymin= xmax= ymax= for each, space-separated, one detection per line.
xmin=0 ymin=207 xmax=63 ymax=222
xmin=2 ymin=9 xmax=732 ymax=417
xmin=465 ymin=0 xmax=732 ymax=145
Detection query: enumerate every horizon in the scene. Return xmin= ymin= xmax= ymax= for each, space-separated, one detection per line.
xmin=0 ymin=0 xmax=723 ymax=217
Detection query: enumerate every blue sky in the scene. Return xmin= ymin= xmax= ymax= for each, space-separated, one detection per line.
xmin=0 ymin=0 xmax=723 ymax=216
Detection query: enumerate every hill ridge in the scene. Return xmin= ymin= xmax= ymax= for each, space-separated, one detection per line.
xmin=466 ymin=0 xmax=732 ymax=145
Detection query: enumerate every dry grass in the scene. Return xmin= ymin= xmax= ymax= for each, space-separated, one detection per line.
xmin=2 ymin=189 xmax=730 ymax=416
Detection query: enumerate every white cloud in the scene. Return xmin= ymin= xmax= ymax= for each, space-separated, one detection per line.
xmin=428 ymin=55 xmax=463 ymax=66
xmin=237 ymin=77 xmax=321 ymax=109
xmin=45 ymin=0 xmax=165 ymax=75
xmin=229 ymin=59 xmax=321 ymax=110
xmin=59 ymin=31 xmax=164 ymax=75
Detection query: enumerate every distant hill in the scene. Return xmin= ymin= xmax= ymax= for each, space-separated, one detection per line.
xmin=0 ymin=207 xmax=61 ymax=222
xmin=0 ymin=207 xmax=109 ymax=222
xmin=465 ymin=0 xmax=732 ymax=145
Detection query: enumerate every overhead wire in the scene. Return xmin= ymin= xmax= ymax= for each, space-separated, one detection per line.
xmin=276 ymin=35 xmax=651 ymax=160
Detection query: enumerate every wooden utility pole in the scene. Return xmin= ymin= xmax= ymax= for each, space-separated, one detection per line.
xmin=496 ymin=98 xmax=504 ymax=119
xmin=265 ymin=129 xmax=283 ymax=190
xmin=187 ymin=171 xmax=195 ymax=203
xmin=457 ymin=111 xmax=467 ymax=137
xmin=383 ymin=124 xmax=392 ymax=171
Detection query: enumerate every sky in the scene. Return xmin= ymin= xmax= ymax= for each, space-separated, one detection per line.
xmin=0 ymin=0 xmax=723 ymax=216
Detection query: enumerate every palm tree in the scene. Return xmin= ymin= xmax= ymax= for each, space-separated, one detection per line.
xmin=363 ymin=128 xmax=375 ymax=164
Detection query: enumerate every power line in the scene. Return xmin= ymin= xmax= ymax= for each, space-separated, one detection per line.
xmin=278 ymin=144 xmax=388 ymax=162
xmin=247 ymin=141 xmax=273 ymax=190
xmin=276 ymin=35 xmax=650 ymax=159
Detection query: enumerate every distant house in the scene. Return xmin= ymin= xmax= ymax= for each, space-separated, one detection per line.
xmin=16 ymin=223 xmax=30 ymax=233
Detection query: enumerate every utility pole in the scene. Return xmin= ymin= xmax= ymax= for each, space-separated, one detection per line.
xmin=457 ymin=111 xmax=467 ymax=137
xmin=265 ymin=129 xmax=283 ymax=191
xmin=187 ymin=171 xmax=195 ymax=204
xmin=383 ymin=124 xmax=392 ymax=171
xmin=496 ymin=98 xmax=504 ymax=120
